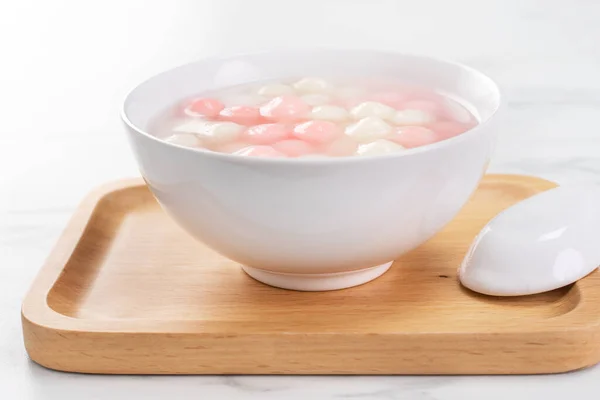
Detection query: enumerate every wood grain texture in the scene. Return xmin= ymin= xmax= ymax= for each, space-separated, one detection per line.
xmin=21 ymin=174 xmax=600 ymax=375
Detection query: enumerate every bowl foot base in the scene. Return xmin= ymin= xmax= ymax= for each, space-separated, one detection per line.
xmin=241 ymin=261 xmax=393 ymax=291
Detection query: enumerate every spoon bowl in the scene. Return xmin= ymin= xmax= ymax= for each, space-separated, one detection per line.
xmin=460 ymin=185 xmax=600 ymax=296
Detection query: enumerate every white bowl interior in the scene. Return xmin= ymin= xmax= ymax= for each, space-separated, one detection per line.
xmin=124 ymin=50 xmax=500 ymax=133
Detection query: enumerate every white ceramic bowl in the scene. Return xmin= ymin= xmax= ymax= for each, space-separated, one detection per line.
xmin=122 ymin=49 xmax=501 ymax=291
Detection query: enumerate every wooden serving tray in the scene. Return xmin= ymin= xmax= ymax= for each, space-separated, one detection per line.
xmin=22 ymin=174 xmax=600 ymax=375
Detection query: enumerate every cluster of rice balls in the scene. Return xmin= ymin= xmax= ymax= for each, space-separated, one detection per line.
xmin=157 ymin=77 xmax=477 ymax=159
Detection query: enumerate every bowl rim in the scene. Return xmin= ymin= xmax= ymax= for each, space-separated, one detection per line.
xmin=121 ymin=48 xmax=502 ymax=165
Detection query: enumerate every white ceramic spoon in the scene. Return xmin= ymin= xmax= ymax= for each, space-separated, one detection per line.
xmin=459 ymin=184 xmax=600 ymax=296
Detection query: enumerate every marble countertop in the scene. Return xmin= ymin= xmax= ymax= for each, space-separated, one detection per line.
xmin=2 ymin=0 xmax=600 ymax=398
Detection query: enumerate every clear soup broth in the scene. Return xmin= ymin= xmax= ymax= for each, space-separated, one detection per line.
xmin=149 ymin=77 xmax=478 ymax=159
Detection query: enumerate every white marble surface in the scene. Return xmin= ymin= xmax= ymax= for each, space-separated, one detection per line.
xmin=2 ymin=0 xmax=600 ymax=398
